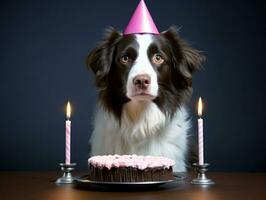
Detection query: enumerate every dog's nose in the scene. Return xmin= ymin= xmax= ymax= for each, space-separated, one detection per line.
xmin=133 ymin=74 xmax=151 ymax=90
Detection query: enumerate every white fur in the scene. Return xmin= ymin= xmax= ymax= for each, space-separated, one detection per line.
xmin=126 ymin=34 xmax=158 ymax=99
xmin=90 ymin=102 xmax=190 ymax=172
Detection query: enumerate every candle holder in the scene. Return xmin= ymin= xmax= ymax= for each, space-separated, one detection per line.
xmin=191 ymin=163 xmax=215 ymax=185
xmin=56 ymin=163 xmax=76 ymax=184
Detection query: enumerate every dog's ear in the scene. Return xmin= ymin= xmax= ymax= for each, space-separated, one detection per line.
xmin=86 ymin=27 xmax=122 ymax=88
xmin=162 ymin=26 xmax=205 ymax=82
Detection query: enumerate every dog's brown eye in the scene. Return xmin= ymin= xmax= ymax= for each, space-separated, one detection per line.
xmin=152 ymin=54 xmax=164 ymax=65
xmin=120 ymin=55 xmax=129 ymax=64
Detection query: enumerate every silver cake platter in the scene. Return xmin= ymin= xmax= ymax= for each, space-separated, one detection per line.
xmin=73 ymin=173 xmax=184 ymax=188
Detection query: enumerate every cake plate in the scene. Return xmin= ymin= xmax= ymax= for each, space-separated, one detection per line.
xmin=73 ymin=173 xmax=184 ymax=189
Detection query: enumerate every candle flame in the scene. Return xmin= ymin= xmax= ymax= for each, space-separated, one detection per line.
xmin=198 ymin=97 xmax=203 ymax=117
xmin=66 ymin=101 xmax=71 ymax=119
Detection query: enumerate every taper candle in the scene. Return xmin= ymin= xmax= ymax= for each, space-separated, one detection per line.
xmin=198 ymin=97 xmax=204 ymax=165
xmin=65 ymin=101 xmax=71 ymax=165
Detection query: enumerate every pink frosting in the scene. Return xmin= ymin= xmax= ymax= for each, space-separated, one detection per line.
xmin=88 ymin=154 xmax=175 ymax=170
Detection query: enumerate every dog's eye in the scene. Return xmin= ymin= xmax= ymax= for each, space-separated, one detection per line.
xmin=152 ymin=54 xmax=164 ymax=65
xmin=120 ymin=55 xmax=130 ymax=64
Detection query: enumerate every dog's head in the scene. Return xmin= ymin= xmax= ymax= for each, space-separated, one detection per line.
xmin=87 ymin=26 xmax=204 ymax=118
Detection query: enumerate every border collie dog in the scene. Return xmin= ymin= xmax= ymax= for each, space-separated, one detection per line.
xmin=87 ymin=26 xmax=204 ymax=172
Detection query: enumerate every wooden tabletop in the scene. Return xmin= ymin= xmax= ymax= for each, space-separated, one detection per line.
xmin=0 ymin=171 xmax=265 ymax=200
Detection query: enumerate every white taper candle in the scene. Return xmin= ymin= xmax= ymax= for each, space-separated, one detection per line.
xmin=198 ymin=118 xmax=204 ymax=165
xmin=197 ymin=97 xmax=204 ymax=165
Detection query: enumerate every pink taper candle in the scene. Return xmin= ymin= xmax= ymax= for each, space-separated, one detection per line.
xmin=65 ymin=101 xmax=71 ymax=165
xmin=198 ymin=97 xmax=204 ymax=165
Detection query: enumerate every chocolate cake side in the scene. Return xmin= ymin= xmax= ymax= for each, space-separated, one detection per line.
xmin=88 ymin=164 xmax=174 ymax=182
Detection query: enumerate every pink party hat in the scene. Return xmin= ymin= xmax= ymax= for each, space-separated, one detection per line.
xmin=124 ymin=0 xmax=159 ymax=35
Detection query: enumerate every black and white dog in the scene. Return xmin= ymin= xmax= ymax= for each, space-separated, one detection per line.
xmin=87 ymin=26 xmax=204 ymax=171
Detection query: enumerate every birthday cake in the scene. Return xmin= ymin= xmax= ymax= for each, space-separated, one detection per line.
xmin=88 ymin=155 xmax=175 ymax=182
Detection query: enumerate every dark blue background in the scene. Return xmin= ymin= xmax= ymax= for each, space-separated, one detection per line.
xmin=1 ymin=0 xmax=265 ymax=171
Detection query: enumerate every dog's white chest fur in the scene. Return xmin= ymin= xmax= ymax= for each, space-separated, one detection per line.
xmin=90 ymin=101 xmax=190 ymax=172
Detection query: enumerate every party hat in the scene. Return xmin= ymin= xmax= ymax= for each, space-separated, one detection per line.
xmin=124 ymin=0 xmax=159 ymax=35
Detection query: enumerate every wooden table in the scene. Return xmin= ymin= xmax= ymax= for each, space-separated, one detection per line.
xmin=0 ymin=172 xmax=265 ymax=200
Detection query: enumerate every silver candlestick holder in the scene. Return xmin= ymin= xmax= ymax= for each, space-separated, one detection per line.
xmin=191 ymin=163 xmax=215 ymax=185
xmin=56 ymin=163 xmax=76 ymax=184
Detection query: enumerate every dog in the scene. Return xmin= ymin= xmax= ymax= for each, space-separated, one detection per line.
xmin=86 ymin=26 xmax=204 ymax=172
